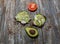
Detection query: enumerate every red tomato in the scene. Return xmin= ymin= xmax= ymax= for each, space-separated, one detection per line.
xmin=28 ymin=2 xmax=37 ymax=12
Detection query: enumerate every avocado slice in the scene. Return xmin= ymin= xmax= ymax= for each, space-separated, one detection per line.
xmin=25 ymin=27 xmax=38 ymax=38
xmin=15 ymin=11 xmax=30 ymax=24
xmin=33 ymin=14 xmax=46 ymax=27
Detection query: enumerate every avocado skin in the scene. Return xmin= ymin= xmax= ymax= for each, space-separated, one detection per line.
xmin=25 ymin=27 xmax=39 ymax=38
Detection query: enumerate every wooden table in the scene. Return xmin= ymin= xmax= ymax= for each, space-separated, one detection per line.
xmin=0 ymin=0 xmax=60 ymax=44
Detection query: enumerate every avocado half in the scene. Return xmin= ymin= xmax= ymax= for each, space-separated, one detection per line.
xmin=33 ymin=14 xmax=46 ymax=27
xmin=15 ymin=11 xmax=30 ymax=24
xmin=25 ymin=27 xmax=38 ymax=38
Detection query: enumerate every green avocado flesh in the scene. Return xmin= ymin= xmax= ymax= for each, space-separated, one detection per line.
xmin=33 ymin=14 xmax=46 ymax=26
xmin=25 ymin=27 xmax=38 ymax=38
xmin=15 ymin=11 xmax=30 ymax=24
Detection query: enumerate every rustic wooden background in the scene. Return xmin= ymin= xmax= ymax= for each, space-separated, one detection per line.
xmin=0 ymin=0 xmax=60 ymax=44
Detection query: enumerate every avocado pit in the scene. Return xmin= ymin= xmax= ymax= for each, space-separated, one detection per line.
xmin=29 ymin=30 xmax=35 ymax=35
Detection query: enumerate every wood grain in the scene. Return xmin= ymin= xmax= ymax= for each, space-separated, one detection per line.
xmin=0 ymin=0 xmax=60 ymax=44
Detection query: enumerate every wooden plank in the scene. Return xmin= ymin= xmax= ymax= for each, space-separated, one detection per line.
xmin=0 ymin=0 xmax=7 ymax=44
xmin=5 ymin=0 xmax=15 ymax=44
xmin=41 ymin=0 xmax=60 ymax=44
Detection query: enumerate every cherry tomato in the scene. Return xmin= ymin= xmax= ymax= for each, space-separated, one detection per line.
xmin=28 ymin=2 xmax=37 ymax=12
